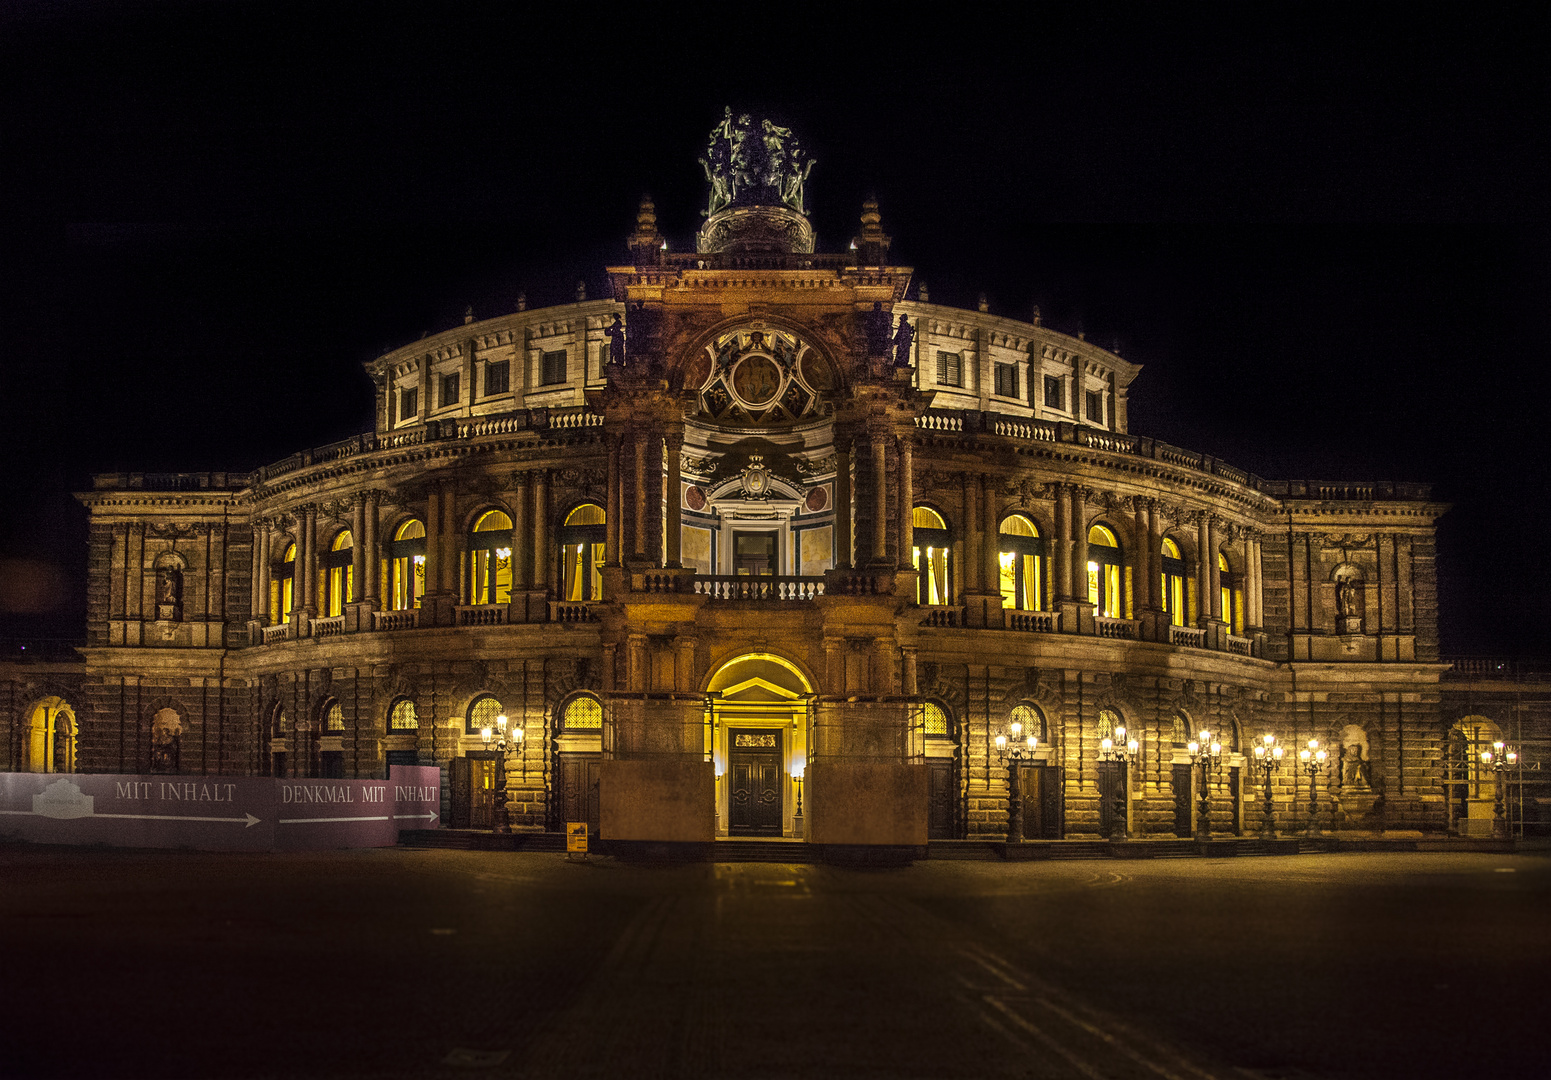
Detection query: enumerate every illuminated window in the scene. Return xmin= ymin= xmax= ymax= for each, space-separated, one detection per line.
xmin=1161 ymin=537 xmax=1187 ymax=627
xmin=1044 ymin=375 xmax=1064 ymax=410
xmin=559 ymin=503 xmax=606 ymax=601
xmin=1171 ymin=713 xmax=1189 ymax=748
xmin=485 ymin=359 xmax=510 ymax=397
xmin=467 ymin=694 xmax=504 ymax=736
xmin=993 ymin=362 xmax=1018 ymax=398
xmin=277 ymin=543 xmax=296 ymax=622
xmin=323 ymin=530 xmax=353 ymax=617
xmin=912 ymin=506 xmax=951 ymax=606
xmin=389 ymin=698 xmax=418 ymax=731
xmin=998 ymin=514 xmax=1045 ymax=611
xmin=441 ymin=372 xmax=460 ymax=408
xmin=399 ymin=387 xmax=417 ymax=423
xmin=541 ymin=349 xmax=567 ymax=386
xmin=1218 ymin=551 xmax=1242 ymax=634
xmin=1085 ymin=390 xmax=1104 ymax=425
xmin=325 ymin=701 xmax=344 ymax=731
xmin=936 ymin=351 xmax=962 ymax=387
xmin=389 ymin=519 xmax=426 ymax=611
xmin=563 ymin=695 xmax=602 ymax=730
xmin=467 ymin=510 xmax=513 ymax=605
xmin=924 ymin=702 xmax=950 ymax=738
xmin=1097 ymin=708 xmax=1120 ymax=740
xmin=1086 ymin=525 xmax=1124 ymax=618
xmin=1010 ymin=703 xmax=1046 ymax=742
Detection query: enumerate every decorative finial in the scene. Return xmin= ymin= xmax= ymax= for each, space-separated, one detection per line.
xmin=851 ymin=195 xmax=891 ymax=264
xmin=1031 ymin=304 xmax=1041 ymax=327
xmin=978 ymin=293 xmax=989 ymax=313
xmin=576 ymin=280 xmax=587 ymax=302
xmin=516 ymin=292 xmax=527 ymax=312
xmin=918 ymin=281 xmax=929 ymax=303
xmin=629 ymin=194 xmax=663 ymax=264
xmin=464 ymin=305 xmax=475 ymax=325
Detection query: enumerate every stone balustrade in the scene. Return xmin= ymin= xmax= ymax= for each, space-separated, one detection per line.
xmin=919 ymin=605 xmax=964 ymax=628
xmin=311 ymin=615 xmax=345 ymax=639
xmin=370 ymin=609 xmax=419 ymax=631
xmin=692 ymin=575 xmax=825 ymax=601
xmin=260 ymin=624 xmax=290 ymax=644
xmin=454 ymin=604 xmax=508 ymax=627
xmin=1094 ymin=616 xmax=1140 ymax=640
xmin=1170 ymin=625 xmax=1207 ymax=648
xmin=1009 ymin=610 xmax=1057 ymax=633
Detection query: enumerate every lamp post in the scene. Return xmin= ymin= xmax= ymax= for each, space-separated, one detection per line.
xmin=994 ymin=718 xmax=1040 ymax=843
xmin=1298 ymin=738 xmax=1328 ymax=838
xmin=792 ymin=758 xmax=805 ymax=839
xmin=1187 ymin=728 xmax=1222 ymax=842
xmin=480 ymin=713 xmax=523 ymax=834
xmin=1480 ymin=740 xmax=1519 ymax=840
xmin=1250 ymin=733 xmax=1285 ymax=839
xmin=1097 ymin=725 xmax=1140 ymax=839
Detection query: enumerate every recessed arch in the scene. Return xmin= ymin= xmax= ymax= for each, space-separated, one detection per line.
xmin=23 ymin=696 xmax=77 ymax=773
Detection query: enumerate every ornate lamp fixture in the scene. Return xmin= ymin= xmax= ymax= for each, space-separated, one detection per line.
xmin=1187 ymin=729 xmax=1222 ymax=842
xmin=1250 ymin=734 xmax=1285 ymax=839
xmin=1480 ymin=740 xmax=1519 ymax=840
xmin=479 ymin=713 xmax=524 ymax=834
xmin=1298 ymin=738 xmax=1329 ymax=838
xmin=994 ymin=718 xmax=1041 ymax=843
xmin=793 ymin=757 xmax=806 ymax=839
xmin=1097 ymin=725 xmax=1139 ymax=840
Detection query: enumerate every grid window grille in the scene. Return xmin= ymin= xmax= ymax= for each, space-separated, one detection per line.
xmin=924 ymin=702 xmax=949 ymax=737
xmin=564 ymin=696 xmax=602 ymax=729
xmin=994 ymin=362 xmax=1018 ymax=398
xmin=485 ymin=359 xmax=509 ymax=396
xmin=1044 ymin=375 xmax=1064 ymax=410
xmin=541 ymin=349 xmax=568 ymax=386
xmin=390 ymin=699 xmax=418 ymax=730
xmin=326 ymin=702 xmax=344 ymax=731
xmin=936 ymin=351 xmax=963 ymax=387
xmin=467 ymin=695 xmax=504 ymax=736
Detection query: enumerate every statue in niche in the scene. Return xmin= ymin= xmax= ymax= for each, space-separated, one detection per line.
xmin=1339 ymin=724 xmax=1371 ymax=788
xmin=150 ymin=708 xmax=182 ymax=773
xmin=1337 ymin=578 xmax=1360 ymax=619
xmin=603 ymin=314 xmax=626 ymax=367
xmin=155 ymin=567 xmax=183 ymax=621
xmin=892 ymin=314 xmax=914 ymax=367
xmin=865 ymin=302 xmax=891 ymax=356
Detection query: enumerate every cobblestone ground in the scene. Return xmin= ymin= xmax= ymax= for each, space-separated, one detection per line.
xmin=1 ymin=846 xmax=1545 ymax=1079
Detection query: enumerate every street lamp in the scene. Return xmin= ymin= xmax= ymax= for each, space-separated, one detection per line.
xmin=1250 ymin=733 xmax=1285 ymax=839
xmin=1097 ymin=725 xmax=1139 ymax=839
xmin=994 ymin=718 xmax=1040 ymax=842
xmin=1480 ymin=740 xmax=1519 ymax=840
xmin=792 ymin=757 xmax=806 ymax=839
xmin=480 ymin=713 xmax=523 ymax=834
xmin=1298 ymin=738 xmax=1328 ymax=837
xmin=1187 ymin=729 xmax=1222 ymax=842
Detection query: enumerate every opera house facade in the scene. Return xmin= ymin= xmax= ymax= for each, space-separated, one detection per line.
xmin=11 ymin=117 xmax=1527 ymax=850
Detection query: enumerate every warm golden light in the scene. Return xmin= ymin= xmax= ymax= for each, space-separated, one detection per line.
xmin=995 ymin=734 xmax=1007 ymax=751
xmin=1101 ymin=737 xmax=1113 ymax=753
xmin=1010 ymin=720 xmax=1023 ymax=739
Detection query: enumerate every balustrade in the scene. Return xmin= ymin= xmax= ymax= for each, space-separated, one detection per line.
xmin=260 ymin=624 xmax=290 ymax=644
xmin=311 ymin=615 xmax=345 ymax=639
xmin=454 ymin=604 xmax=509 ymax=627
xmin=550 ymin=601 xmax=600 ymax=622
xmin=919 ymin=605 xmax=964 ymax=628
xmin=371 ymin=609 xmax=420 ymax=631
xmin=1227 ymin=634 xmax=1253 ymax=656
xmin=1094 ymin=616 xmax=1139 ymax=640
xmin=1009 ymin=610 xmax=1057 ymax=633
xmin=692 ymin=575 xmax=825 ymax=601
xmin=1169 ymin=625 xmax=1207 ymax=648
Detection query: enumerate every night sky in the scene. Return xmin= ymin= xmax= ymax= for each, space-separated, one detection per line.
xmin=3 ymin=3 xmax=1547 ymax=657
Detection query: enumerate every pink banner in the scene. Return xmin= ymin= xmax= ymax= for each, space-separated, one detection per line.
xmin=0 ymin=767 xmax=444 ymax=852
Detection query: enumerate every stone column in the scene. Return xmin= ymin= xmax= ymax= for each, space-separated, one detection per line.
xmin=350 ymin=497 xmax=366 ymax=604
xmin=901 ymin=646 xmax=919 ymax=696
xmin=533 ymin=470 xmax=551 ymax=595
xmin=606 ymin=437 xmax=622 ymax=566
xmin=1207 ymin=517 xmax=1223 ymax=622
xmin=964 ymin=472 xmax=982 ymax=593
xmin=1196 ymin=513 xmax=1212 ymax=628
xmin=834 ymin=440 xmax=852 ymax=569
xmin=633 ymin=431 xmax=648 ymax=560
xmin=1133 ymin=499 xmax=1151 ymax=611
xmin=1147 ymin=500 xmax=1163 ymax=610
xmin=253 ymin=522 xmax=271 ymax=624
xmin=425 ymin=488 xmax=441 ymax=599
xmin=301 ymin=505 xmax=318 ymax=614
xmin=982 ymin=473 xmax=999 ymax=609
xmin=665 ymin=430 xmax=683 ymax=568
xmin=871 ymin=433 xmax=888 ymax=564
xmin=1070 ymin=487 xmax=1088 ymax=604
xmin=824 ymin=637 xmax=845 ymax=695
xmin=1244 ymin=529 xmax=1258 ymax=629
xmin=442 ymin=483 xmax=459 ymax=596
xmin=1052 ymin=483 xmax=1071 ymax=602
xmin=513 ymin=472 xmax=532 ymax=589
xmin=363 ymin=492 xmax=380 ymax=605
xmin=896 ymin=434 xmax=914 ymax=570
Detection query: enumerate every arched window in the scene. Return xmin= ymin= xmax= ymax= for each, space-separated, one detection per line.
xmin=323 ymin=530 xmax=353 ymax=617
xmin=325 ymin=701 xmax=345 ymax=732
xmin=1171 ymin=712 xmax=1189 ymax=748
xmin=1097 ymin=708 xmax=1121 ymax=740
xmin=467 ymin=694 xmax=505 ymax=736
xmin=1086 ymin=524 xmax=1124 ymax=618
xmin=389 ymin=698 xmax=419 ymax=731
xmin=389 ymin=519 xmax=426 ymax=611
xmin=559 ymin=503 xmax=606 ymax=601
xmin=25 ymin=697 xmax=77 ymax=773
xmin=912 ymin=506 xmax=951 ymax=606
xmin=1161 ymin=537 xmax=1188 ymax=627
xmin=278 ymin=542 xmax=296 ymax=622
xmin=998 ymin=514 xmax=1045 ymax=611
xmin=923 ymin=701 xmax=950 ymax=738
xmin=562 ymin=695 xmax=602 ymax=730
xmin=467 ymin=510 xmax=513 ymax=605
xmin=1010 ymin=702 xmax=1047 ymax=742
xmin=1218 ymin=551 xmax=1242 ymax=634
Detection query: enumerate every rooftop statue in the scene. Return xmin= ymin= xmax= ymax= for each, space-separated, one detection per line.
xmin=699 ymin=107 xmax=815 ymax=217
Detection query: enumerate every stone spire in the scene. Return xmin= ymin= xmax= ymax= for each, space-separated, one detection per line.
xmin=628 ymin=194 xmax=664 ymax=264
xmin=851 ymin=195 xmax=891 ymax=265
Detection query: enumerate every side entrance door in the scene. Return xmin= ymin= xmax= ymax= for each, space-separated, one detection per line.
xmin=450 ymin=754 xmax=496 ymax=829
xmin=729 ymin=729 xmax=783 ymax=836
xmin=1022 ymin=764 xmax=1064 ymax=839
xmin=1097 ymin=761 xmax=1124 ymax=839
xmin=556 ymin=752 xmax=602 ymax=840
xmin=1172 ymin=763 xmax=1193 ymax=837
xmin=927 ymin=759 xmax=957 ymax=839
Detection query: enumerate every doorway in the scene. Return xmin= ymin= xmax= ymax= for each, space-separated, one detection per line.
xmin=1097 ymin=760 xmax=1126 ymax=838
xmin=1172 ymin=763 xmax=1193 ymax=837
xmin=733 ymin=531 xmax=776 ymax=576
xmin=1022 ymin=764 xmax=1063 ymax=839
xmin=556 ymin=752 xmax=601 ymax=839
xmin=728 ymin=728 xmax=783 ymax=836
xmin=451 ymin=753 xmax=496 ymax=829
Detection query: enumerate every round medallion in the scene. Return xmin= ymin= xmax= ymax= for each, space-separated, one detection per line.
xmin=805 ymin=486 xmax=828 ymax=512
xmin=732 ymin=355 xmax=782 ymax=406
xmin=685 ymin=486 xmax=706 ymax=511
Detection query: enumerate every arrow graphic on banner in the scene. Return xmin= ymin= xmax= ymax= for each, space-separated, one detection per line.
xmin=392 ymin=812 xmax=439 ymax=823
xmin=0 ymin=809 xmax=261 ymax=827
xmin=279 ymin=815 xmax=393 ymax=825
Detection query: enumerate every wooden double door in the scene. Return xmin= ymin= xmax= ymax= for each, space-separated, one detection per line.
xmin=450 ymin=752 xmax=497 ymax=829
xmin=556 ymin=752 xmax=601 ymax=839
xmin=729 ymin=729 xmax=783 ymax=836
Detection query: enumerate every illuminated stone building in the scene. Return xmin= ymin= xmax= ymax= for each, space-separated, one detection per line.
xmin=4 ymin=116 xmax=1542 ymax=846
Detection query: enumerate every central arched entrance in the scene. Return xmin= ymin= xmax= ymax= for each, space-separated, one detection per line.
xmin=706 ymin=654 xmax=812 ymax=838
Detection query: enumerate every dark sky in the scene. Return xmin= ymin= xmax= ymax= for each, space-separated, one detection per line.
xmin=3 ymin=2 xmax=1547 ymax=657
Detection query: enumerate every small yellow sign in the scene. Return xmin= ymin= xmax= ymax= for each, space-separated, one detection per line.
xmin=566 ymin=821 xmax=589 ymax=853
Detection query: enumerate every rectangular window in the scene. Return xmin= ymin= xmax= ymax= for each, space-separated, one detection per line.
xmin=1044 ymin=374 xmax=1064 ymax=410
xmin=994 ymin=361 xmax=1018 ymax=398
xmin=440 ymin=372 xmax=460 ymax=408
xmin=1086 ymin=389 xmax=1104 ymax=425
xmin=484 ymin=359 xmax=509 ymax=397
xmin=541 ymin=349 xmax=567 ymax=386
xmin=936 ymin=350 xmax=962 ymax=387
xmin=399 ymin=387 xmax=417 ymax=422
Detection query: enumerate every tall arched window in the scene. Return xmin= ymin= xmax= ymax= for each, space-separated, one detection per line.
xmin=467 ymin=694 xmax=504 ymax=736
xmin=912 ymin=506 xmax=951 ymax=606
xmin=1086 ymin=524 xmax=1124 ymax=618
xmin=1010 ymin=702 xmax=1047 ymax=742
xmin=1171 ymin=712 xmax=1189 ymax=748
xmin=998 ymin=514 xmax=1045 ymax=611
xmin=389 ymin=698 xmax=419 ymax=731
xmin=1161 ymin=537 xmax=1187 ymax=627
xmin=323 ymin=530 xmax=353 ymax=617
xmin=467 ymin=510 xmax=513 ymax=605
xmin=278 ymin=542 xmax=296 ymax=622
xmin=923 ymin=701 xmax=950 ymax=738
xmin=1218 ymin=551 xmax=1241 ymax=634
xmin=562 ymin=695 xmax=603 ymax=729
xmin=559 ymin=503 xmax=606 ymax=601
xmin=389 ymin=519 xmax=426 ymax=611
xmin=325 ymin=701 xmax=345 ymax=732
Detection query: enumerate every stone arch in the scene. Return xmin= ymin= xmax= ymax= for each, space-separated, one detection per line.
xmin=21 ymin=695 xmax=78 ymax=774
xmin=150 ymin=707 xmax=183 ymax=773
xmin=674 ymin=313 xmax=848 ymax=398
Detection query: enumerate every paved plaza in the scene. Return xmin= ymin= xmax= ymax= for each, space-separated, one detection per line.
xmin=1 ymin=846 xmax=1545 ymax=1079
